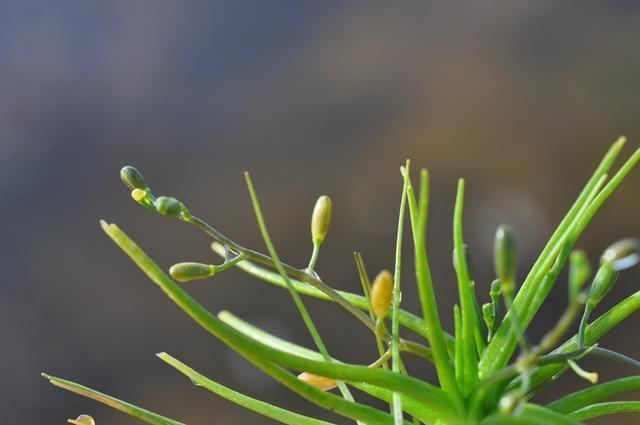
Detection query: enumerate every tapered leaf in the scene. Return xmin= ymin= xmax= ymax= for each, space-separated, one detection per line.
xmin=158 ymin=353 xmax=333 ymax=425
xmin=547 ymin=376 xmax=640 ymax=414
xmin=42 ymin=373 xmax=183 ymax=425
xmin=568 ymin=401 xmax=640 ymax=421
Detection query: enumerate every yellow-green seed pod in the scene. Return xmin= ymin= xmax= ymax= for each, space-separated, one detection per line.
xmin=600 ymin=237 xmax=640 ymax=272
xmin=482 ymin=302 xmax=495 ymax=331
xmin=298 ymin=372 xmax=337 ymax=391
xmin=311 ymin=195 xmax=332 ymax=245
xmin=68 ymin=415 xmax=95 ymax=425
xmin=494 ymin=224 xmax=517 ymax=286
xmin=370 ymin=270 xmax=394 ymax=319
xmin=169 ymin=262 xmax=215 ymax=282
xmin=131 ymin=188 xmax=147 ymax=202
xmin=156 ymin=196 xmax=182 ymax=217
xmin=120 ymin=166 xmax=147 ymax=190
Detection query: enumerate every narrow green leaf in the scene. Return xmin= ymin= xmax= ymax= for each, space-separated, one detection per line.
xmin=158 ymin=353 xmax=333 ymax=425
xmin=404 ymin=168 xmax=461 ymax=402
xmin=42 ymin=373 xmax=183 ymax=425
xmin=481 ymin=403 xmax=582 ymax=425
xmin=568 ymin=401 xmax=640 ymax=421
xmin=547 ymin=376 xmax=640 ymax=414
xmin=453 ymin=179 xmax=480 ymax=391
xmin=100 ymin=221 xmax=461 ymax=423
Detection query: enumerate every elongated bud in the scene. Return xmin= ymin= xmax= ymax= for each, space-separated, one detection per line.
xmin=120 ymin=166 xmax=147 ymax=190
xmin=601 ymin=238 xmax=640 ymax=272
xmin=482 ymin=302 xmax=495 ymax=332
xmin=586 ymin=262 xmax=618 ymax=310
xmin=156 ymin=196 xmax=182 ymax=217
xmin=489 ymin=279 xmax=501 ymax=303
xmin=311 ymin=195 xmax=332 ymax=245
xmin=370 ymin=270 xmax=394 ymax=319
xmin=169 ymin=262 xmax=215 ymax=282
xmin=68 ymin=415 xmax=95 ymax=425
xmin=494 ymin=224 xmax=517 ymax=287
xmin=298 ymin=372 xmax=337 ymax=391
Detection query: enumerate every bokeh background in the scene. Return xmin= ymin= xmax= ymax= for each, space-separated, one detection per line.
xmin=1 ymin=1 xmax=640 ymax=424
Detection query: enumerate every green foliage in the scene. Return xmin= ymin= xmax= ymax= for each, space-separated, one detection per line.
xmin=44 ymin=137 xmax=640 ymax=424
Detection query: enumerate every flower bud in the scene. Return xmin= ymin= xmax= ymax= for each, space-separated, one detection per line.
xmin=131 ymin=188 xmax=147 ymax=202
xmin=586 ymin=262 xmax=618 ymax=310
xmin=482 ymin=302 xmax=495 ymax=331
xmin=489 ymin=279 xmax=501 ymax=303
xmin=494 ymin=224 xmax=517 ymax=286
xmin=370 ymin=270 xmax=394 ymax=319
xmin=120 ymin=166 xmax=147 ymax=190
xmin=601 ymin=238 xmax=640 ymax=272
xmin=298 ymin=372 xmax=337 ymax=391
xmin=68 ymin=415 xmax=95 ymax=425
xmin=156 ymin=196 xmax=182 ymax=217
xmin=311 ymin=195 xmax=332 ymax=245
xmin=169 ymin=262 xmax=215 ymax=282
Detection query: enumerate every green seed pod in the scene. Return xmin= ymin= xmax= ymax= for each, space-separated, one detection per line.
xmin=156 ymin=196 xmax=182 ymax=217
xmin=494 ymin=224 xmax=517 ymax=287
xmin=169 ymin=262 xmax=215 ymax=282
xmin=298 ymin=372 xmax=337 ymax=391
xmin=600 ymin=237 xmax=640 ymax=272
xmin=68 ymin=415 xmax=95 ymax=425
xmin=120 ymin=166 xmax=147 ymax=190
xmin=311 ymin=195 xmax=332 ymax=245
xmin=586 ymin=261 xmax=618 ymax=310
xmin=489 ymin=279 xmax=501 ymax=303
xmin=370 ymin=270 xmax=394 ymax=319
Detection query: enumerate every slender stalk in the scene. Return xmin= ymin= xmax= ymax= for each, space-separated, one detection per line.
xmin=390 ymin=160 xmax=410 ymax=424
xmin=307 ymin=242 xmax=321 ymax=275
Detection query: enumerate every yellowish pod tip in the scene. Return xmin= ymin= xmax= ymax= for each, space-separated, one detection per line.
xmin=311 ymin=195 xmax=332 ymax=245
xmin=169 ymin=262 xmax=215 ymax=282
xmin=298 ymin=372 xmax=337 ymax=391
xmin=131 ymin=188 xmax=146 ymax=202
xmin=370 ymin=270 xmax=394 ymax=319
xmin=68 ymin=415 xmax=95 ymax=425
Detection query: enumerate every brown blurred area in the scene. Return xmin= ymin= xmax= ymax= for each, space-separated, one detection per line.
xmin=1 ymin=1 xmax=640 ymax=424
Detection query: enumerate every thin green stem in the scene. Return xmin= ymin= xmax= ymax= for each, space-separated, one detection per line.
xmin=307 ymin=242 xmax=321 ymax=275
xmin=391 ymin=160 xmax=410 ymax=425
xmin=404 ymin=167 xmax=461 ymax=402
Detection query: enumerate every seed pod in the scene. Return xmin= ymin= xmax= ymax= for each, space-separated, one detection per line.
xmin=601 ymin=238 xmax=640 ymax=272
xmin=120 ymin=166 xmax=147 ymax=190
xmin=156 ymin=196 xmax=182 ymax=217
xmin=68 ymin=415 xmax=95 ymax=425
xmin=311 ymin=195 xmax=332 ymax=245
xmin=298 ymin=372 xmax=337 ymax=391
xmin=370 ymin=270 xmax=394 ymax=319
xmin=489 ymin=279 xmax=501 ymax=304
xmin=131 ymin=188 xmax=147 ymax=202
xmin=169 ymin=262 xmax=215 ymax=282
xmin=494 ymin=224 xmax=517 ymax=287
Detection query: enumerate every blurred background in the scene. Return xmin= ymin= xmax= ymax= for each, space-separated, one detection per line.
xmin=1 ymin=1 xmax=639 ymax=424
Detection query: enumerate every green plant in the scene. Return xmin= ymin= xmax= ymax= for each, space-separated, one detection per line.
xmin=44 ymin=137 xmax=640 ymax=424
